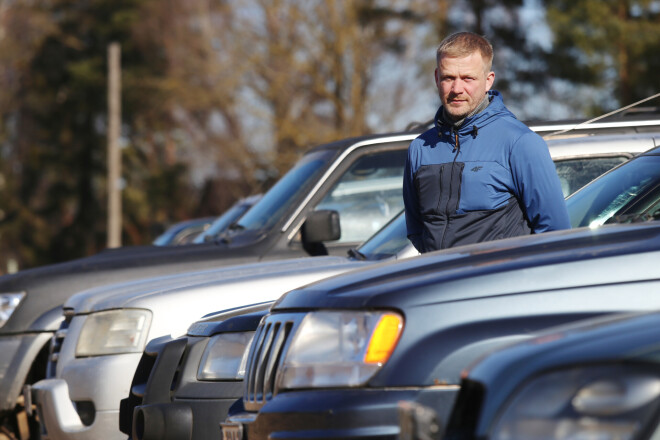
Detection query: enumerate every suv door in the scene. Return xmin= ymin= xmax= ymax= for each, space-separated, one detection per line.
xmin=285 ymin=140 xmax=411 ymax=256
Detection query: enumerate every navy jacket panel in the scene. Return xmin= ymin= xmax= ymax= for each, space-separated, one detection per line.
xmin=403 ymin=91 xmax=570 ymax=253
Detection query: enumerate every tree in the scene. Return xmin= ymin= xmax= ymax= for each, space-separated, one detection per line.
xmin=0 ymin=0 xmax=201 ymax=269
xmin=543 ymin=0 xmax=660 ymax=113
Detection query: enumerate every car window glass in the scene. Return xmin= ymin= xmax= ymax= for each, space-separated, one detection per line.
xmin=566 ymin=156 xmax=660 ymax=228
xmin=194 ymin=203 xmax=251 ymax=243
xmin=554 ymin=156 xmax=630 ymax=197
xmin=236 ymin=149 xmax=336 ymax=232
xmin=314 ymin=147 xmax=408 ymax=244
xmin=356 ymin=210 xmax=409 ymax=260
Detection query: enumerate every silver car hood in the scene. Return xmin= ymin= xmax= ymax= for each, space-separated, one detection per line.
xmin=65 ymin=255 xmax=354 ymax=313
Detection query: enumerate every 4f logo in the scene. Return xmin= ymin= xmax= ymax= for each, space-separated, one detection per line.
xmin=471 ymin=166 xmax=483 ymax=172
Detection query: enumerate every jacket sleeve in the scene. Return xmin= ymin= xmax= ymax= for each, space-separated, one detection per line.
xmin=509 ymin=132 xmax=571 ymax=233
xmin=403 ymin=142 xmax=425 ymax=252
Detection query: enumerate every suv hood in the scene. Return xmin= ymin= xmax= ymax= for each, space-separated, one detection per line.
xmin=273 ymin=223 xmax=660 ymax=311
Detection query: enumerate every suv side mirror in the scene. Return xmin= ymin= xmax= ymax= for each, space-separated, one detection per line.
xmin=302 ymin=210 xmax=341 ymax=245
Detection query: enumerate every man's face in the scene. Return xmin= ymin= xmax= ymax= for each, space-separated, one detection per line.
xmin=435 ymin=51 xmax=495 ymax=121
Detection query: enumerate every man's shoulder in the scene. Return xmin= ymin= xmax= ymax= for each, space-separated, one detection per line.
xmin=410 ymin=127 xmax=442 ymax=148
xmin=490 ymin=114 xmax=545 ymax=146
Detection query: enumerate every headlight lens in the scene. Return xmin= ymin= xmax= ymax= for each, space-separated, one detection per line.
xmin=76 ymin=309 xmax=152 ymax=357
xmin=491 ymin=365 xmax=660 ymax=440
xmin=197 ymin=331 xmax=255 ymax=381
xmin=0 ymin=292 xmax=25 ymax=328
xmin=278 ymin=310 xmax=403 ymax=389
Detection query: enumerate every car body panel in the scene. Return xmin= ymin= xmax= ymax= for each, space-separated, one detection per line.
xmin=444 ymin=310 xmax=660 ymax=439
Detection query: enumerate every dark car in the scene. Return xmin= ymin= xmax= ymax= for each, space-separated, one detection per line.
xmin=223 ymin=219 xmax=660 ymax=440
xmin=441 ymin=310 xmax=660 ymax=440
xmin=124 ymin=302 xmax=272 ymax=440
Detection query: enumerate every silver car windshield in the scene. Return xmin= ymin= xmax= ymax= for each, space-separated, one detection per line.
xmin=566 ymin=155 xmax=660 ymax=228
xmin=235 ymin=149 xmax=337 ymax=232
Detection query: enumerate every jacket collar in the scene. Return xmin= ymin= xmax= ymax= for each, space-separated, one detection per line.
xmin=434 ymin=90 xmax=511 ymax=137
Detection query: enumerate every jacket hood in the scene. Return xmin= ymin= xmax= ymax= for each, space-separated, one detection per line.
xmin=434 ymin=90 xmax=515 ymax=137
xmin=272 ymin=223 xmax=660 ymax=311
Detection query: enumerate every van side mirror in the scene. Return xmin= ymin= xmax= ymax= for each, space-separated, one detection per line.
xmin=301 ymin=210 xmax=341 ymax=251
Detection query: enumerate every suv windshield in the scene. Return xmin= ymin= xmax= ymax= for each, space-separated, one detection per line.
xmin=354 ymin=211 xmax=410 ymax=260
xmin=566 ymin=155 xmax=660 ymax=228
xmin=235 ymin=149 xmax=337 ymax=232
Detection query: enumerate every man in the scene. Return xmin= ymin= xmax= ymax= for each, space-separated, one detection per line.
xmin=403 ymin=31 xmax=570 ymax=253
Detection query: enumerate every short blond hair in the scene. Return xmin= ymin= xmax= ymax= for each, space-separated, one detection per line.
xmin=436 ymin=32 xmax=493 ymax=73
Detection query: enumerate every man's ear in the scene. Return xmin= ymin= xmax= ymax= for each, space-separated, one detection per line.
xmin=485 ymin=71 xmax=495 ymax=91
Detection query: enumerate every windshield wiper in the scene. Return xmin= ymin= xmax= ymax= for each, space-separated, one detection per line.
xmin=214 ymin=222 xmax=246 ymax=245
xmin=347 ymin=248 xmax=367 ymax=260
xmin=611 ymin=210 xmax=660 ymax=224
xmin=227 ymin=222 xmax=245 ymax=231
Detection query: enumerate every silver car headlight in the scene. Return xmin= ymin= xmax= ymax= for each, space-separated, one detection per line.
xmin=197 ymin=331 xmax=255 ymax=381
xmin=491 ymin=365 xmax=660 ymax=440
xmin=278 ymin=310 xmax=403 ymax=389
xmin=0 ymin=292 xmax=25 ymax=328
xmin=76 ymin=309 xmax=152 ymax=357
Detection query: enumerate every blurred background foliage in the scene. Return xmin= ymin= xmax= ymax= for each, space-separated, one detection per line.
xmin=0 ymin=0 xmax=658 ymax=271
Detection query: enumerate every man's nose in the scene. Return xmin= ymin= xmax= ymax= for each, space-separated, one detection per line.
xmin=451 ymin=79 xmax=464 ymax=93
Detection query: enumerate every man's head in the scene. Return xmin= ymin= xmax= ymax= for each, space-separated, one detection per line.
xmin=435 ymin=32 xmax=495 ymax=121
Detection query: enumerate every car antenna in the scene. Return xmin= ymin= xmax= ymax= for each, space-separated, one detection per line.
xmin=544 ymin=91 xmax=660 ymax=139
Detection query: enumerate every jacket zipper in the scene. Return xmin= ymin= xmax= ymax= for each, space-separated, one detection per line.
xmin=440 ymin=130 xmax=461 ymax=249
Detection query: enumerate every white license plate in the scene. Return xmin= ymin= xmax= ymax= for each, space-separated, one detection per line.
xmin=221 ymin=422 xmax=244 ymax=440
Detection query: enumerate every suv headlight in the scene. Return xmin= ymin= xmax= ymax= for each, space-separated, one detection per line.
xmin=278 ymin=310 xmax=403 ymax=389
xmin=197 ymin=331 xmax=255 ymax=381
xmin=491 ymin=365 xmax=660 ymax=440
xmin=0 ymin=292 xmax=25 ymax=328
xmin=76 ymin=309 xmax=152 ymax=357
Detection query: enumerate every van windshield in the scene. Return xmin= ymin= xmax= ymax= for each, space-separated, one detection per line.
xmin=235 ymin=149 xmax=337 ymax=232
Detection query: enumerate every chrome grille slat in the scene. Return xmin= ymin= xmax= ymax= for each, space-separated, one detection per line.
xmin=243 ymin=313 xmax=303 ymax=411
xmin=254 ymin=322 xmax=279 ymax=400
xmin=47 ymin=318 xmax=70 ymax=378
xmin=246 ymin=323 xmax=269 ymax=399
xmin=263 ymin=322 xmax=292 ymax=400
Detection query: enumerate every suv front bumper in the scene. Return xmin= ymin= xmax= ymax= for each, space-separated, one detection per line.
xmin=30 ymin=378 xmax=123 ymax=440
xmin=30 ymin=350 xmax=142 ymax=440
xmin=224 ymin=386 xmax=459 ymax=440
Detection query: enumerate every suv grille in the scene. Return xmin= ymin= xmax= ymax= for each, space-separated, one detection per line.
xmin=243 ymin=313 xmax=304 ymax=411
xmin=46 ymin=311 xmax=74 ymax=378
xmin=118 ymin=336 xmax=186 ymax=436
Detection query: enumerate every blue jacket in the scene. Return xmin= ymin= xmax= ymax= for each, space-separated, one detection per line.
xmin=403 ymin=91 xmax=570 ymax=252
